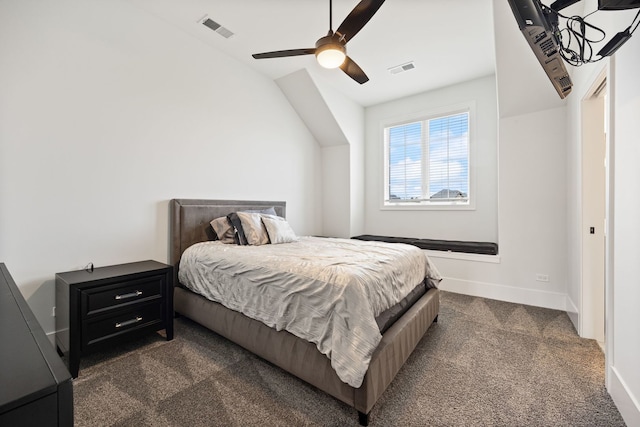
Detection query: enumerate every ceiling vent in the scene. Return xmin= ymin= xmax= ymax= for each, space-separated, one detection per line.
xmin=388 ymin=61 xmax=416 ymax=75
xmin=201 ymin=17 xmax=234 ymax=39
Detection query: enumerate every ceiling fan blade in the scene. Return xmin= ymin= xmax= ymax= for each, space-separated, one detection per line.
xmin=340 ymin=56 xmax=369 ymax=84
xmin=336 ymin=0 xmax=386 ymax=43
xmin=252 ymin=48 xmax=316 ymax=59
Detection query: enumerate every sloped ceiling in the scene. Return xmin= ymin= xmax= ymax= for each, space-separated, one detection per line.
xmin=276 ymin=69 xmax=349 ymax=147
xmin=126 ymin=0 xmax=497 ymax=107
xmin=493 ymin=0 xmax=569 ymax=117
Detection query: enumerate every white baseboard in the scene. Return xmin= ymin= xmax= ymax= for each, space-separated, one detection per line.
xmin=566 ymin=296 xmax=580 ymax=334
xmin=46 ymin=330 xmax=56 ymax=347
xmin=439 ymin=277 xmax=567 ymax=311
xmin=609 ymin=366 xmax=640 ymax=426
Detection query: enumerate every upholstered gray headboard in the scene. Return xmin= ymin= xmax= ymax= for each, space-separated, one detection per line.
xmin=169 ymin=199 xmax=286 ymax=284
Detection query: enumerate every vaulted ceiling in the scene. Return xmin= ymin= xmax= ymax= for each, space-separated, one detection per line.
xmin=127 ymin=0 xmax=497 ymax=107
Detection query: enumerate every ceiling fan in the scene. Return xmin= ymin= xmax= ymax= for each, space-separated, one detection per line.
xmin=252 ymin=0 xmax=386 ymax=84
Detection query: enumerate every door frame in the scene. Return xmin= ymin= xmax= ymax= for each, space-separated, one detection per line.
xmin=579 ymin=62 xmax=614 ymax=386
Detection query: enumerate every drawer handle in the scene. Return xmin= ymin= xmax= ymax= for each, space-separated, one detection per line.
xmin=115 ymin=316 xmax=143 ymax=328
xmin=114 ymin=290 xmax=143 ymax=300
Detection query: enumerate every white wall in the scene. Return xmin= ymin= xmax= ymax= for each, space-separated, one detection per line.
xmin=364 ymin=75 xmax=499 ymax=242
xmin=610 ymin=34 xmax=640 ymax=424
xmin=321 ymin=145 xmax=351 ymax=238
xmin=0 ymin=0 xmax=322 ymax=337
xmin=311 ymin=72 xmax=366 ymax=237
xmin=422 ymin=106 xmax=569 ymax=311
xmin=497 ymin=107 xmax=568 ymax=303
xmin=363 ymin=71 xmax=568 ymax=310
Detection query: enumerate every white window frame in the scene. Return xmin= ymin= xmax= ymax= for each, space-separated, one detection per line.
xmin=381 ymin=101 xmax=476 ymax=211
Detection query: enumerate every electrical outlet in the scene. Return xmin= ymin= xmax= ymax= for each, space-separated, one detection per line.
xmin=52 ymin=306 xmax=56 ymax=317
xmin=536 ymin=274 xmax=550 ymax=282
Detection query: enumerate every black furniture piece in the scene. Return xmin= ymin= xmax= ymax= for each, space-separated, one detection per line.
xmin=352 ymin=234 xmax=499 ymax=255
xmin=0 ymin=263 xmax=73 ymax=427
xmin=56 ymin=260 xmax=173 ymax=378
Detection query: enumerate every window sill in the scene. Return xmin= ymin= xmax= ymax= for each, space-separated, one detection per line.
xmin=380 ymin=203 xmax=475 ymax=211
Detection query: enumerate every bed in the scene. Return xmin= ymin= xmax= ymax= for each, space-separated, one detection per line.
xmin=169 ymin=199 xmax=440 ymax=425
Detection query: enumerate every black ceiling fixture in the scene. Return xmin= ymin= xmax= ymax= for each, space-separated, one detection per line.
xmin=252 ymin=0 xmax=386 ymax=84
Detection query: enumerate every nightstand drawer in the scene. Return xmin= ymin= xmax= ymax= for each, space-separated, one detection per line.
xmin=83 ymin=302 xmax=163 ymax=348
xmin=83 ymin=275 xmax=165 ymax=316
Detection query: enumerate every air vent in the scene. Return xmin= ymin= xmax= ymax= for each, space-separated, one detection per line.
xmin=388 ymin=62 xmax=416 ymax=75
xmin=201 ymin=17 xmax=234 ymax=39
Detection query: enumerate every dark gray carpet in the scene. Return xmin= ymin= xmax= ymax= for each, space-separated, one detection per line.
xmin=73 ymin=291 xmax=625 ymax=426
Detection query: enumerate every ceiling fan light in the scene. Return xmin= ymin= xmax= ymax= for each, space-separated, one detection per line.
xmin=316 ymin=45 xmax=346 ymax=69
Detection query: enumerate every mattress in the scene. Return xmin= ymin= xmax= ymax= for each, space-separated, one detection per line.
xmin=376 ymin=280 xmax=427 ymax=333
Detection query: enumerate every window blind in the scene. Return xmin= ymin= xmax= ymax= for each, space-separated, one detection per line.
xmin=385 ymin=111 xmax=469 ymax=205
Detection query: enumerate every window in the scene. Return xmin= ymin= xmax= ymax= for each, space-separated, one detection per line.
xmin=383 ymin=107 xmax=472 ymax=209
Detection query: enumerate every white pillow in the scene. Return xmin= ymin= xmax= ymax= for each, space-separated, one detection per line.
xmin=261 ymin=215 xmax=298 ymax=244
xmin=236 ymin=212 xmax=270 ymax=246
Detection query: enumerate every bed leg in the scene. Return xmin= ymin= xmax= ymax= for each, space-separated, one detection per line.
xmin=358 ymin=411 xmax=369 ymax=426
xmin=433 ymin=315 xmax=438 ymax=323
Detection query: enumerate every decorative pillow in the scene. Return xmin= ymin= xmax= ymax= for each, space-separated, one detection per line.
xmin=226 ymin=212 xmax=248 ymax=245
xmin=236 ymin=212 xmax=270 ymax=246
xmin=261 ymin=215 xmax=298 ymax=244
xmin=209 ymin=216 xmax=235 ymax=244
xmin=242 ymin=207 xmax=277 ymax=216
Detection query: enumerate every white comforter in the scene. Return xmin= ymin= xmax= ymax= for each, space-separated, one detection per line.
xmin=178 ymin=236 xmax=441 ymax=387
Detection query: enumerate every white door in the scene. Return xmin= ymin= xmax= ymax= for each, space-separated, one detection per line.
xmin=580 ymin=76 xmax=607 ymax=345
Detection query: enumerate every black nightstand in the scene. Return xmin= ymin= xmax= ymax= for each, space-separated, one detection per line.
xmin=55 ymin=260 xmax=173 ymax=378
